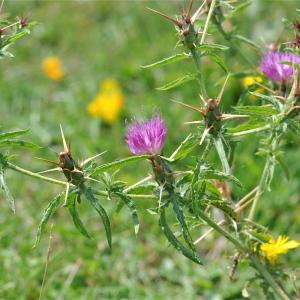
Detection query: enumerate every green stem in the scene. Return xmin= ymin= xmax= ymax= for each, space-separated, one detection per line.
xmin=7 ymin=162 xmax=154 ymax=199
xmin=196 ymin=208 xmax=291 ymax=299
xmin=250 ymin=254 xmax=292 ymax=300
xmin=248 ymin=157 xmax=272 ymax=220
xmin=7 ymin=162 xmax=67 ymax=186
xmin=200 ymin=0 xmax=217 ymax=45
xmin=196 ymin=209 xmax=246 ymax=252
xmin=191 ymin=49 xmax=207 ymax=98
xmin=248 ymin=131 xmax=281 ymax=220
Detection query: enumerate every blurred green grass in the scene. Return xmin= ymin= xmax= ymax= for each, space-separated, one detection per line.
xmin=0 ymin=1 xmax=300 ymax=299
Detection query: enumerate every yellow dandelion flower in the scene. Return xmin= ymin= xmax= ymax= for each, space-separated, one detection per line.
xmin=42 ymin=56 xmax=64 ymax=81
xmin=86 ymin=79 xmax=124 ymax=124
xmin=260 ymin=235 xmax=300 ymax=264
xmin=242 ymin=76 xmax=264 ymax=98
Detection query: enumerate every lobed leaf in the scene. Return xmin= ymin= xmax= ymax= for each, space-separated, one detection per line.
xmin=82 ymin=186 xmax=112 ymax=249
xmin=159 ymin=208 xmax=202 ymax=265
xmin=67 ymin=193 xmax=91 ymax=238
xmin=170 ymin=192 xmax=195 ymax=251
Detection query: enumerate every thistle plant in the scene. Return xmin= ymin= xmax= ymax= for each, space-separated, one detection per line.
xmin=1 ymin=1 xmax=300 ymax=299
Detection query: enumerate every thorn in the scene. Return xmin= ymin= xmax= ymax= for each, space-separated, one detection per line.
xmin=60 ymin=124 xmax=68 ymax=153
xmin=199 ymin=93 xmax=207 ymax=105
xmin=35 ymin=157 xmax=60 ymax=166
xmin=176 ymin=0 xmax=185 ymax=14
xmin=172 ymin=99 xmax=205 ymax=114
xmin=191 ymin=0 xmax=207 ymax=23
xmin=216 ymin=73 xmax=230 ymax=104
xmin=146 ymin=7 xmax=181 ymax=26
xmin=221 ymin=114 xmax=249 ymax=120
xmin=47 ymin=146 xmax=59 ymax=155
xmin=85 ymin=176 xmax=102 ymax=184
xmin=63 ymin=183 xmax=70 ymax=207
xmin=252 ymin=80 xmax=276 ymax=95
xmin=187 ymin=0 xmax=195 ymax=16
xmin=38 ymin=167 xmax=61 ymax=174
xmin=80 ymin=151 xmax=107 ymax=167
xmin=199 ymin=126 xmax=211 ymax=145
xmin=184 ymin=120 xmax=202 ymax=124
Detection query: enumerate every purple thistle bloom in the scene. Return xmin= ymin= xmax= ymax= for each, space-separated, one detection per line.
xmin=126 ymin=115 xmax=167 ymax=155
xmin=260 ymin=50 xmax=300 ymax=82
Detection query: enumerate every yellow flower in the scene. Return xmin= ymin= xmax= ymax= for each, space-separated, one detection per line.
xmin=242 ymin=76 xmax=262 ymax=88
xmin=100 ymin=79 xmax=121 ymax=93
xmin=42 ymin=56 xmax=64 ymax=81
xmin=260 ymin=235 xmax=300 ymax=264
xmin=87 ymin=79 xmax=124 ymax=124
xmin=242 ymin=76 xmax=263 ymax=97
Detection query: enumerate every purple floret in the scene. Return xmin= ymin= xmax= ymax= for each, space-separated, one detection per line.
xmin=260 ymin=50 xmax=300 ymax=82
xmin=126 ymin=115 xmax=167 ymax=155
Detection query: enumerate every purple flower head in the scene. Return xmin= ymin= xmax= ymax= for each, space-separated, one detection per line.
xmin=126 ymin=115 xmax=167 ymax=155
xmin=260 ymin=50 xmax=300 ymax=82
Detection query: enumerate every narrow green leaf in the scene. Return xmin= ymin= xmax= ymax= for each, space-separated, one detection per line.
xmin=0 ymin=140 xmax=39 ymax=149
xmin=168 ymin=134 xmax=198 ymax=162
xmin=157 ymin=73 xmax=197 ymax=91
xmin=228 ymin=0 xmax=253 ymax=17
xmin=0 ymin=169 xmax=15 ymax=212
xmin=208 ymin=199 xmax=237 ymax=220
xmin=213 ymin=136 xmax=231 ymax=175
xmin=200 ymin=168 xmax=242 ymax=187
xmin=159 ymin=209 xmax=202 ymax=265
xmin=142 ymin=53 xmax=190 ymax=69
xmin=126 ymin=183 xmax=157 ymax=195
xmin=82 ymin=186 xmax=112 ymax=249
xmin=232 ymin=34 xmax=260 ymax=49
xmin=203 ymin=52 xmax=228 ymax=73
xmin=227 ymin=124 xmax=271 ymax=137
xmin=115 ymin=192 xmax=139 ymax=235
xmin=234 ymin=105 xmax=278 ymax=116
xmin=68 ymin=194 xmax=91 ymax=238
xmin=92 ymin=155 xmax=150 ymax=176
xmin=0 ymin=129 xmax=29 ymax=140
xmin=170 ymin=192 xmax=195 ymax=251
xmin=197 ymin=43 xmax=229 ymax=51
xmin=34 ymin=193 xmax=62 ymax=247
xmin=248 ymin=92 xmax=278 ymax=105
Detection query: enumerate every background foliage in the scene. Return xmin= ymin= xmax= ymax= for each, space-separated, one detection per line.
xmin=0 ymin=1 xmax=300 ymax=299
